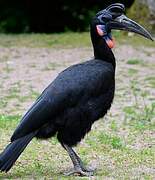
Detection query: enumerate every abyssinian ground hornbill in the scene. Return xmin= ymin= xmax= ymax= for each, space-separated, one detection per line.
xmin=0 ymin=3 xmax=153 ymax=176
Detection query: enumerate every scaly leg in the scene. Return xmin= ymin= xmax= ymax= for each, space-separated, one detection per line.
xmin=63 ymin=143 xmax=94 ymax=176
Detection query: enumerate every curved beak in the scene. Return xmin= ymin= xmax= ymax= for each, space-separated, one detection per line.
xmin=108 ymin=15 xmax=154 ymax=41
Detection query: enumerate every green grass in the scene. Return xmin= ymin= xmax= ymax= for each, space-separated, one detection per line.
xmin=0 ymin=84 xmax=40 ymax=109
xmin=0 ymin=114 xmax=20 ymax=129
xmin=85 ymin=131 xmax=124 ymax=149
xmin=98 ymin=133 xmax=124 ymax=149
xmin=0 ymin=100 xmax=7 ymax=109
xmin=145 ymin=76 xmax=155 ymax=88
xmin=127 ymin=59 xmax=143 ymax=65
xmin=0 ymin=32 xmax=154 ymax=48
xmin=0 ymin=32 xmax=91 ymax=48
xmin=1 ymin=94 xmax=154 ymax=179
xmin=122 ymin=80 xmax=155 ymax=132
xmin=128 ymin=68 xmax=138 ymax=75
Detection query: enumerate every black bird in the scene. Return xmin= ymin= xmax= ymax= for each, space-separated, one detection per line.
xmin=0 ymin=3 xmax=153 ymax=176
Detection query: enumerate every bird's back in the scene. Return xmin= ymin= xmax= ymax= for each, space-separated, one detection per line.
xmin=45 ymin=59 xmax=115 ymax=97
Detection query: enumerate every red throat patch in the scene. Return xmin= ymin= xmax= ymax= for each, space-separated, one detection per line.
xmin=106 ymin=37 xmax=115 ymax=49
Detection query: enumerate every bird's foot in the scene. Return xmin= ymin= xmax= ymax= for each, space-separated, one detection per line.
xmin=64 ymin=166 xmax=94 ymax=176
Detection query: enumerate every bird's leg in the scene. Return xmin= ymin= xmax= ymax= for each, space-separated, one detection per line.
xmin=63 ymin=143 xmax=94 ymax=176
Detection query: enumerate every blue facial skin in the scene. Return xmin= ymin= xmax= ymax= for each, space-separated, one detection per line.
xmin=97 ymin=24 xmax=107 ymax=35
xmin=97 ymin=24 xmax=112 ymax=41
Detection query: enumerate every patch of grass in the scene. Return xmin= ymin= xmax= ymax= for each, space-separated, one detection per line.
xmin=128 ymin=68 xmax=138 ymax=75
xmin=145 ymin=76 xmax=155 ymax=88
xmin=0 ymin=32 xmax=154 ymax=48
xmin=123 ymin=81 xmax=155 ymax=131
xmin=111 ymin=148 xmax=155 ymax=169
xmin=1 ymin=84 xmax=22 ymax=103
xmin=110 ymin=120 xmax=118 ymax=131
xmin=6 ymin=85 xmax=21 ymax=99
xmin=0 ymin=114 xmax=20 ymax=129
xmin=127 ymin=59 xmax=142 ymax=65
xmin=8 ymin=84 xmax=39 ymax=100
xmin=0 ymin=100 xmax=8 ymax=109
xmin=96 ymin=133 xmax=124 ymax=149
xmin=0 ymin=33 xmax=91 ymax=48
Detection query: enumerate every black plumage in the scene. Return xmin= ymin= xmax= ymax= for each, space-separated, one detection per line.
xmin=0 ymin=3 xmax=153 ymax=176
xmin=12 ymin=60 xmax=115 ymax=144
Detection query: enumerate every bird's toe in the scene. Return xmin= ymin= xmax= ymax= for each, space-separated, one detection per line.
xmin=82 ymin=166 xmax=96 ymax=173
xmin=64 ymin=167 xmax=94 ymax=176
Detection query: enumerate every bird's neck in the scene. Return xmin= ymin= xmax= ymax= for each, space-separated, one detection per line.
xmin=90 ymin=24 xmax=116 ymax=69
xmin=93 ymin=40 xmax=116 ymax=68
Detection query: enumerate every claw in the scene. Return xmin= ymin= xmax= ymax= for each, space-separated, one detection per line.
xmin=64 ymin=167 xmax=94 ymax=176
xmin=82 ymin=166 xmax=95 ymax=172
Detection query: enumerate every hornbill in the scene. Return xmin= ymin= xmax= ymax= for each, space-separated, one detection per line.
xmin=0 ymin=3 xmax=153 ymax=176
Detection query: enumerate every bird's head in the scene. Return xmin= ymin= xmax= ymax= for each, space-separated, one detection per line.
xmin=92 ymin=3 xmax=153 ymax=49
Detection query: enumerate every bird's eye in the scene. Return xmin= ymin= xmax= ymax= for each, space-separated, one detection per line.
xmin=101 ymin=13 xmax=112 ymax=22
xmin=101 ymin=17 xmax=108 ymax=22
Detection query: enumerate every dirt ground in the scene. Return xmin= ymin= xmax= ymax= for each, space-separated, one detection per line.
xmin=0 ymin=45 xmax=154 ymax=115
xmin=0 ymin=43 xmax=155 ymax=179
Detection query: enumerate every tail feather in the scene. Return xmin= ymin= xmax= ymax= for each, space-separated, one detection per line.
xmin=0 ymin=132 xmax=37 ymax=172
